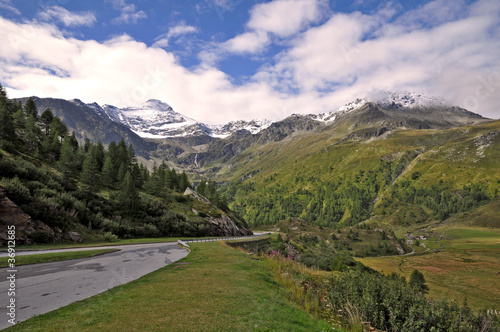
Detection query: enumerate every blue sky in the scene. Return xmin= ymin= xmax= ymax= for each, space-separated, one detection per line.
xmin=0 ymin=0 xmax=499 ymax=124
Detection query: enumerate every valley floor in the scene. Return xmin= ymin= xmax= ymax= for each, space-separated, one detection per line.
xmin=357 ymin=227 xmax=500 ymax=311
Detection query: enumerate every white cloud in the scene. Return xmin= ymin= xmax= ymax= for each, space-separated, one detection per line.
xmin=247 ymin=0 xmax=326 ymax=37
xmin=255 ymin=0 xmax=500 ymax=119
xmin=0 ymin=0 xmax=19 ymax=15
xmin=153 ymin=24 xmax=198 ymax=49
xmin=220 ymin=0 xmax=326 ymax=56
xmin=223 ymin=31 xmax=270 ymax=54
xmin=38 ymin=6 xmax=96 ymax=27
xmin=109 ymin=0 xmax=147 ymax=25
xmin=1 ymin=0 xmax=499 ymax=125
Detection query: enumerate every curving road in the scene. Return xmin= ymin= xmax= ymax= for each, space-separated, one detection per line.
xmin=0 ymin=242 xmax=188 ymax=330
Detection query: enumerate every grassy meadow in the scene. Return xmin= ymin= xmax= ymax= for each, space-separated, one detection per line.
xmin=357 ymin=227 xmax=500 ymax=311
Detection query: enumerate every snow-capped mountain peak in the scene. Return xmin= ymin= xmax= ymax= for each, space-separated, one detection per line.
xmin=369 ymin=91 xmax=445 ymax=108
xmin=84 ymin=91 xmax=452 ymax=139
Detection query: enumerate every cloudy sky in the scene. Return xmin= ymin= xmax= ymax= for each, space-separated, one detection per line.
xmin=0 ymin=0 xmax=499 ymax=124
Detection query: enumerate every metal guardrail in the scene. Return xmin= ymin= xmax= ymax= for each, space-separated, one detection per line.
xmin=177 ymin=233 xmax=271 ymax=248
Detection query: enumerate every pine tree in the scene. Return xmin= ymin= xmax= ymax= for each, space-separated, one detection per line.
xmin=59 ymin=136 xmax=77 ymax=181
xmin=25 ymin=115 xmax=40 ymax=151
xmin=0 ymin=103 xmax=15 ymax=141
xmin=180 ymin=171 xmax=191 ymax=192
xmin=51 ymin=117 xmax=67 ymax=142
xmin=117 ymin=162 xmax=127 ymax=183
xmin=40 ymin=108 xmax=54 ymax=135
xmin=68 ymin=132 xmax=79 ymax=151
xmin=119 ymin=171 xmax=140 ymax=214
xmin=81 ymin=145 xmax=101 ymax=193
xmin=107 ymin=141 xmax=120 ymax=170
xmin=95 ymin=140 xmax=105 ymax=171
xmin=409 ymin=269 xmax=429 ymax=293
xmin=12 ymin=109 xmax=25 ymax=130
xmin=197 ymin=180 xmax=207 ymax=196
xmin=101 ymin=155 xmax=115 ymax=188
xmin=24 ymin=97 xmax=38 ymax=121
xmin=117 ymin=139 xmax=128 ymax=168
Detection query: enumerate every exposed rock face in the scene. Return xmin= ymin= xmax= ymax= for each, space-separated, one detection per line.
xmin=183 ymin=187 xmax=253 ymax=236
xmin=0 ymin=186 xmax=55 ymax=245
xmin=67 ymin=231 xmax=83 ymax=243
xmin=206 ymin=214 xmax=253 ymax=237
xmin=183 ymin=187 xmax=211 ymax=204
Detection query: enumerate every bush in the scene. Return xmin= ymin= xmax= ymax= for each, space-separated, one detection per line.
xmin=103 ymin=231 xmax=118 ymax=242
xmin=31 ymin=230 xmax=53 ymax=244
xmin=1 ymin=176 xmax=31 ymax=205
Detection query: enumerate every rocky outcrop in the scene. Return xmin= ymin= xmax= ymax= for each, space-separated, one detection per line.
xmin=206 ymin=214 xmax=253 ymax=237
xmin=0 ymin=186 xmax=55 ymax=245
xmin=67 ymin=231 xmax=83 ymax=243
xmin=183 ymin=187 xmax=211 ymax=204
xmin=184 ymin=187 xmax=253 ymax=236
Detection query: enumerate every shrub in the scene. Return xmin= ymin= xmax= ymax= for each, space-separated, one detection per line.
xmin=103 ymin=231 xmax=118 ymax=242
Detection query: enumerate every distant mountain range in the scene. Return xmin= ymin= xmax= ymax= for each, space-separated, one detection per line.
xmin=21 ymin=91 xmax=491 ymax=165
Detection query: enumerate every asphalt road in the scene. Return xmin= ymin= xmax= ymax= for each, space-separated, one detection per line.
xmin=0 ymin=243 xmax=188 ymax=330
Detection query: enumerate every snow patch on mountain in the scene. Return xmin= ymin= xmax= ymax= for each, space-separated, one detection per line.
xmin=85 ymin=91 xmax=451 ymax=139
xmin=369 ymin=91 xmax=445 ymax=108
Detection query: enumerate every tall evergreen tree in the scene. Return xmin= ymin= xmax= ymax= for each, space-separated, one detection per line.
xmin=409 ymin=269 xmax=429 ymax=293
xmin=40 ymin=108 xmax=54 ymax=135
xmin=107 ymin=141 xmax=120 ymax=170
xmin=117 ymin=139 xmax=129 ymax=168
xmin=25 ymin=115 xmax=40 ymax=151
xmin=24 ymin=97 xmax=38 ymax=121
xmin=0 ymin=103 xmax=15 ymax=141
xmin=68 ymin=132 xmax=79 ymax=151
xmin=101 ymin=155 xmax=115 ymax=188
xmin=179 ymin=171 xmax=191 ymax=192
xmin=95 ymin=140 xmax=105 ymax=171
xmin=119 ymin=171 xmax=140 ymax=214
xmin=51 ymin=117 xmax=67 ymax=142
xmin=81 ymin=145 xmax=101 ymax=193
xmin=12 ymin=109 xmax=25 ymax=130
xmin=59 ymin=136 xmax=77 ymax=181
xmin=197 ymin=179 xmax=207 ymax=196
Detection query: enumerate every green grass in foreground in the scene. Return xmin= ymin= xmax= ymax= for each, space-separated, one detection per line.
xmin=7 ymin=242 xmax=333 ymax=332
xmin=0 ymin=249 xmax=119 ymax=268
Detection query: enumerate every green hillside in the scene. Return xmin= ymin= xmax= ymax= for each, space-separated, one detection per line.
xmin=0 ymin=87 xmax=249 ymax=245
xmin=219 ymin=120 xmax=500 ymax=228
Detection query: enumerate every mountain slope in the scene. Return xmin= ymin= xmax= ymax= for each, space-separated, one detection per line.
xmin=20 ymin=97 xmax=156 ymax=157
xmin=217 ymin=118 xmax=500 ymax=227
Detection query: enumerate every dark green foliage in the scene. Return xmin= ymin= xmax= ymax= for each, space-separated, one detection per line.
xmin=326 ymin=271 xmax=493 ymax=331
xmin=24 ymin=97 xmax=38 ymax=121
xmin=118 ymin=171 xmax=140 ymax=214
xmin=0 ymin=93 xmax=236 ymax=242
xmin=40 ymin=108 xmax=54 ymax=135
xmin=0 ymin=102 xmax=15 ymax=141
xmin=409 ymin=269 xmax=429 ymax=293
xmin=80 ymin=144 xmax=101 ymax=193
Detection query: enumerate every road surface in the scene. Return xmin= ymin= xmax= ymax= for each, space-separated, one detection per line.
xmin=0 ymin=242 xmax=188 ymax=330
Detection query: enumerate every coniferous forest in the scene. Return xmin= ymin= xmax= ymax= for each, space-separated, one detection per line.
xmin=0 ymin=85 xmax=242 ymax=242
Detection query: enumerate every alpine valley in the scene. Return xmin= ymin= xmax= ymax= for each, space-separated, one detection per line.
xmin=21 ymin=91 xmax=500 ymax=231
xmin=2 ymin=87 xmax=500 ymax=327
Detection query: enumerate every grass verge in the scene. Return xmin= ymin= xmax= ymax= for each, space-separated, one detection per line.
xmin=0 ymin=249 xmax=119 ymax=268
xmin=7 ymin=242 xmax=332 ymax=331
